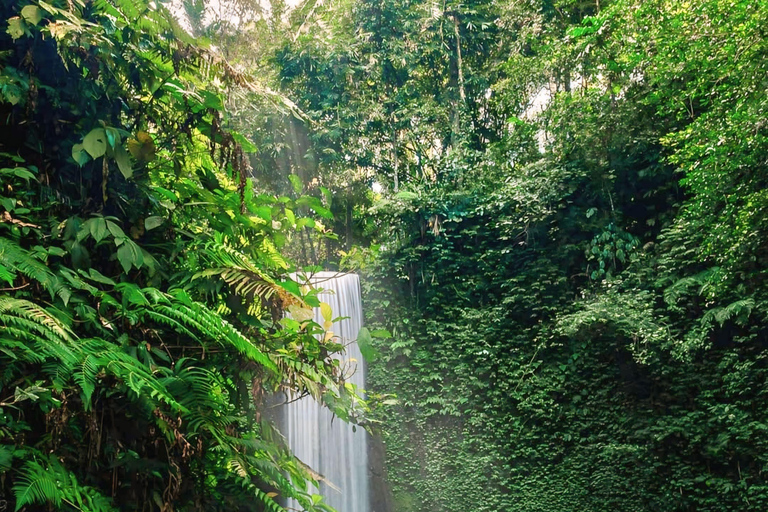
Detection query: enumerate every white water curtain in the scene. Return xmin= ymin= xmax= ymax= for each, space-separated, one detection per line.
xmin=283 ymin=272 xmax=368 ymax=512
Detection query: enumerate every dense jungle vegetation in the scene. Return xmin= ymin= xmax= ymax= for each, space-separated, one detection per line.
xmin=0 ymin=1 xmax=358 ymax=511
xmin=2 ymin=0 xmax=768 ymax=511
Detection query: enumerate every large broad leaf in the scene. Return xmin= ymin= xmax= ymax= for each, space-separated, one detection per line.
xmin=144 ymin=216 xmax=164 ymax=230
xmin=20 ymin=6 xmax=42 ymax=26
xmin=285 ymin=208 xmax=296 ymax=226
xmin=296 ymin=217 xmax=315 ymax=229
xmin=297 ymin=196 xmax=333 ymax=219
xmin=117 ymin=244 xmax=133 ymax=273
xmin=82 ymin=128 xmax=107 ymax=159
xmin=357 ymin=327 xmax=379 ymax=362
xmin=320 ymin=302 xmax=333 ymax=329
xmin=104 ymin=127 xmax=121 ymax=148
xmin=287 ymin=304 xmax=313 ymax=323
xmin=232 ymin=131 xmax=257 ymax=153
xmin=114 ymin=144 xmax=133 ymax=179
xmin=278 ymin=279 xmax=301 ymax=296
xmin=201 ymin=90 xmax=224 ymax=110
xmin=116 ymin=241 xmax=143 ymax=273
xmin=106 ymin=220 xmax=125 ymax=239
xmin=71 ymin=144 xmax=89 ymax=166
xmin=88 ymin=217 xmax=108 ymax=243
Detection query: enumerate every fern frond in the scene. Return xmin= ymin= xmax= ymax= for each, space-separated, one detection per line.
xmin=12 ymin=455 xmax=116 ymax=512
xmin=102 ymin=350 xmax=185 ymax=413
xmin=0 ymin=296 xmax=75 ymax=343
xmin=0 ymin=444 xmax=14 ymax=472
xmin=13 ymin=459 xmax=63 ymax=511
xmin=0 ymin=238 xmax=70 ymax=303
xmin=74 ymin=353 xmax=100 ymax=407
xmin=224 ymin=470 xmax=286 ymax=512
xmin=702 ymin=298 xmax=756 ymax=327
xmin=148 ymin=297 xmax=277 ymax=373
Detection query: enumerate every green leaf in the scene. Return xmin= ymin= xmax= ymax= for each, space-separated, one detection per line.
xmin=105 ymin=127 xmax=121 ymax=148
xmin=7 ymin=17 xmax=25 ymax=40
xmin=395 ymin=191 xmax=418 ymax=201
xmin=297 ymin=196 xmax=333 ymax=219
xmin=0 ymin=197 xmax=14 ymax=212
xmin=114 ymin=145 xmax=133 ymax=179
xmin=285 ymin=208 xmax=296 ymax=226
xmin=279 ymin=279 xmax=301 ymax=296
xmin=117 ymin=244 xmax=132 ymax=273
xmin=201 ymin=90 xmax=224 ymax=110
xmin=144 ymin=216 xmax=164 ymax=230
xmin=0 ymin=445 xmax=13 ymax=471
xmin=152 ymin=186 xmax=178 ymax=203
xmin=320 ymin=302 xmax=333 ymax=323
xmin=117 ymin=283 xmax=149 ymax=306
xmin=289 ymin=174 xmax=302 ymax=194
xmin=71 ymin=144 xmax=89 ymax=166
xmin=12 ymin=459 xmax=63 ymax=511
xmin=296 ymin=218 xmax=315 ymax=229
xmin=0 ymin=262 xmax=16 ymax=285
xmin=12 ymin=168 xmax=36 ymax=182
xmin=106 ymin=220 xmax=125 ymax=239
xmin=232 ymin=131 xmax=257 ymax=153
xmin=84 ymin=268 xmax=115 ymax=286
xmin=357 ymin=327 xmax=379 ymax=362
xmin=127 ymin=240 xmax=144 ymax=268
xmin=89 ymin=217 xmax=108 ymax=243
xmin=82 ymin=128 xmax=107 ymax=159
xmin=20 ymin=5 xmax=42 ymax=26
xmin=254 ymin=206 xmax=272 ymax=222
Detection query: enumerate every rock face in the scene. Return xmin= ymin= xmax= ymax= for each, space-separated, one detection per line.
xmin=369 ymin=434 xmax=394 ymax=512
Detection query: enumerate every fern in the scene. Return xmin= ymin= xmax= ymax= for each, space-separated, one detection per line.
xmin=12 ymin=458 xmax=63 ymax=511
xmin=225 ymin=470 xmax=286 ymax=512
xmin=702 ymin=298 xmax=756 ymax=327
xmin=192 ymin=234 xmax=288 ymax=316
xmin=145 ymin=293 xmax=277 ymax=373
xmin=0 ymin=296 xmax=75 ymax=343
xmin=0 ymin=444 xmax=14 ymax=472
xmin=101 ymin=348 xmax=185 ymax=413
xmin=12 ymin=455 xmax=116 ymax=512
xmin=73 ymin=353 xmax=100 ymax=407
xmin=0 ymin=238 xmax=70 ymax=303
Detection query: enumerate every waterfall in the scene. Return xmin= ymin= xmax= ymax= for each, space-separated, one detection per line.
xmin=282 ymin=272 xmax=369 ymax=512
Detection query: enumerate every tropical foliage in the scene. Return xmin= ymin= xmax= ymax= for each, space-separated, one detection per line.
xmin=259 ymin=0 xmax=768 ymax=510
xmin=0 ymin=1 xmax=355 ymax=511
xmin=4 ymin=0 xmax=768 ymax=510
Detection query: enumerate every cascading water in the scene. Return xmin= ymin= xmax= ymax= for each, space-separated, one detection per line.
xmin=282 ymin=272 xmax=369 ymax=512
